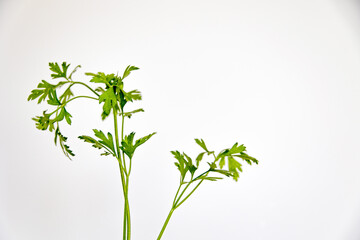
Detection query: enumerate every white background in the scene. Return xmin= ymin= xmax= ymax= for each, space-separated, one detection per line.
xmin=1 ymin=0 xmax=360 ymax=239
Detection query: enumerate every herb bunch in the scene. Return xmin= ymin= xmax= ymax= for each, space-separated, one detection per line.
xmin=28 ymin=62 xmax=258 ymax=240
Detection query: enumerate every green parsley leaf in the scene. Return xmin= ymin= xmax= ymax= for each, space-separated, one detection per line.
xmin=51 ymin=107 xmax=72 ymax=125
xmin=59 ymin=87 xmax=74 ymax=102
xmin=219 ymin=156 xmax=226 ymax=169
xmin=52 ymin=108 xmax=65 ymax=122
xmin=122 ymin=108 xmax=144 ymax=118
xmin=68 ymin=65 xmax=81 ymax=79
xmin=121 ymin=132 xmax=136 ymax=159
xmin=78 ymin=135 xmax=103 ymax=149
xmin=28 ymin=84 xmax=51 ymax=103
xmin=86 ymin=72 xmax=119 ymax=87
xmin=78 ymin=131 xmax=116 ymax=157
xmin=194 ymin=139 xmax=213 ymax=155
xmin=134 ymin=132 xmax=156 ymax=148
xmin=122 ymin=89 xmax=142 ymax=102
xmin=28 ymin=80 xmax=66 ymax=103
xmin=99 ymin=87 xmax=117 ymax=120
xmin=210 ymin=169 xmax=233 ymax=178
xmin=195 ymin=152 xmax=206 ymax=167
xmin=234 ymin=152 xmax=259 ymax=165
xmin=228 ymin=142 xmax=246 ymax=154
xmin=183 ymin=153 xmax=197 ymax=177
xmin=172 ymin=150 xmax=187 ymax=180
xmin=93 ymin=129 xmax=116 ymax=154
xmin=122 ymin=65 xmax=139 ymax=79
xmin=64 ymin=108 xmax=72 ymax=125
xmin=54 ymin=127 xmax=74 ymax=160
xmin=49 ymin=62 xmax=70 ymax=79
xmin=86 ymin=72 xmax=110 ymax=86
xmin=120 ymin=132 xmax=156 ymax=159
xmin=47 ymin=89 xmax=61 ymax=106
xmin=228 ymin=156 xmax=242 ymax=181
xmin=32 ymin=111 xmax=54 ymax=131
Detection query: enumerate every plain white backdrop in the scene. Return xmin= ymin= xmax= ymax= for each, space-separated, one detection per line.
xmin=1 ymin=0 xmax=360 ymax=239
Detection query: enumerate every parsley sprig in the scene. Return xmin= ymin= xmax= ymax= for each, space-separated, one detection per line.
xmin=156 ymin=139 xmax=258 ymax=239
xmin=28 ymin=63 xmax=99 ymax=159
xmin=28 ymin=62 xmax=258 ymax=240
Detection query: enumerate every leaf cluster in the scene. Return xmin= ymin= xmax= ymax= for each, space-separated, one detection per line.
xmin=172 ymin=139 xmax=258 ymax=182
xmin=213 ymin=142 xmax=257 ymax=181
xmin=28 ymin=62 xmax=148 ymax=161
xmin=27 ymin=80 xmax=67 ymax=104
xmin=28 ymin=62 xmax=84 ymax=159
xmin=172 ymin=151 xmax=198 ymax=181
xmin=85 ymin=65 xmax=141 ymax=120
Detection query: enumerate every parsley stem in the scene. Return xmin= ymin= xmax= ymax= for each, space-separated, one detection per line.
xmin=49 ymin=95 xmax=98 ymax=116
xmin=157 ymin=180 xmax=194 ymax=239
xmin=120 ymin=163 xmax=128 ymax=240
xmin=192 ymin=169 xmax=210 ymax=182
xmin=157 ymin=208 xmax=174 ymax=240
xmin=175 ymin=177 xmax=206 ymax=209
xmin=123 ymin=201 xmax=127 ymax=240
xmin=172 ymin=184 xmax=182 ymax=208
xmin=66 ymin=95 xmax=98 ymax=103
xmin=113 ymin=109 xmax=129 ymax=240
xmin=174 ymin=181 xmax=192 ymax=207
xmin=125 ymin=195 xmax=131 ymax=240
xmin=72 ymin=81 xmax=100 ymax=97
xmin=121 ymin=114 xmax=128 ymax=175
xmin=121 ymin=113 xmax=131 ymax=240
xmin=157 ymin=171 xmax=208 ymax=239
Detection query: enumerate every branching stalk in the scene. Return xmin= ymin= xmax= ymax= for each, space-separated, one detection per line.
xmin=157 ymin=171 xmax=207 ymax=240
xmin=48 ymin=95 xmax=98 ymax=116
xmin=175 ymin=177 xmax=206 ymax=209
xmin=174 ymin=181 xmax=192 ymax=207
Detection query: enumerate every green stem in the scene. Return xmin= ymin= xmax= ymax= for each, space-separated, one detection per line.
xmin=157 ymin=181 xmax=192 ymax=240
xmin=157 ymin=208 xmax=175 ymax=240
xmin=174 ymin=181 xmax=192 ymax=207
xmin=212 ymin=152 xmax=217 ymax=159
xmin=120 ymin=164 xmax=128 ymax=240
xmin=175 ymin=177 xmax=206 ymax=209
xmin=192 ymin=169 xmax=210 ymax=182
xmin=125 ymin=195 xmax=131 ymax=240
xmin=49 ymin=95 xmax=98 ymax=115
xmin=123 ymin=201 xmax=127 ymax=240
xmin=72 ymin=81 xmax=100 ymax=97
xmin=121 ymin=114 xmax=128 ymax=175
xmin=157 ymin=171 xmax=209 ymax=239
xmin=121 ymin=114 xmax=131 ymax=240
xmin=172 ymin=184 xmax=182 ymax=207
xmin=113 ymin=109 xmax=129 ymax=240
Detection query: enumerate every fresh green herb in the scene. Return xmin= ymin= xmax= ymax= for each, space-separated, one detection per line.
xmin=156 ymin=139 xmax=258 ymax=239
xmin=28 ymin=62 xmax=258 ymax=240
